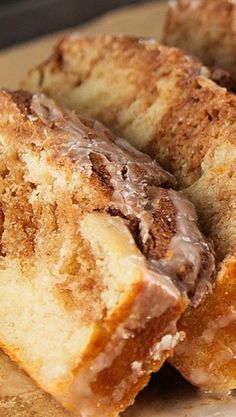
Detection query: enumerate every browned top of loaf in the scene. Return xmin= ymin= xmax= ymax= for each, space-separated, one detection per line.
xmin=0 ymin=89 xmax=214 ymax=304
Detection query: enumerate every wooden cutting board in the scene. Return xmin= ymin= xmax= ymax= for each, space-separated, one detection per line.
xmin=0 ymin=1 xmax=235 ymax=416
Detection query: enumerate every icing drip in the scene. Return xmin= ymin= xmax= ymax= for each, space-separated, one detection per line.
xmin=60 ymin=273 xmax=181 ymax=417
xmin=150 ymin=331 xmax=185 ymax=361
xmin=27 ymin=92 xmax=217 ymax=417
xmin=167 ymin=190 xmax=215 ymax=306
xmin=30 ymin=93 xmax=215 ymax=305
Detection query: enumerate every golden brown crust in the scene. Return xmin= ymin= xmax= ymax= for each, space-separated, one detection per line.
xmin=89 ymin=308 xmax=183 ymax=413
xmin=63 ymin=283 xmax=185 ymax=416
xmin=0 ymin=279 xmax=186 ymax=417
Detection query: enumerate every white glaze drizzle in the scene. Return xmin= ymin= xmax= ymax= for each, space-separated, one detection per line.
xmin=150 ymin=331 xmax=185 ymax=361
xmin=167 ymin=190 xmax=215 ymax=306
xmin=59 ymin=273 xmax=181 ymax=417
xmin=28 ymin=89 xmax=216 ymax=417
xmin=30 ymin=93 xmax=215 ymax=306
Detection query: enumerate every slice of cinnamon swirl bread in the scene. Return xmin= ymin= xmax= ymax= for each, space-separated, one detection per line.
xmin=0 ymin=90 xmax=214 ymax=417
xmin=23 ymin=34 xmax=236 ymax=394
xmin=163 ymin=0 xmax=236 ymax=80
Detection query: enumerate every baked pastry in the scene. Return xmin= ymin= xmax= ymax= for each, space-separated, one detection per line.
xmin=23 ymin=34 xmax=236 ymax=394
xmin=0 ymin=89 xmax=214 ymax=416
xmin=163 ymin=0 xmax=236 ymax=79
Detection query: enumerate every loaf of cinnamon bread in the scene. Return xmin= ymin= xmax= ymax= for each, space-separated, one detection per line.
xmin=0 ymin=89 xmax=214 ymax=416
xmin=23 ymin=35 xmax=236 ymax=394
xmin=163 ymin=0 xmax=236 ymax=79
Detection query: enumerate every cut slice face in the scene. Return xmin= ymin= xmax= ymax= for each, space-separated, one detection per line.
xmin=0 ymin=90 xmax=214 ymax=416
xmin=23 ymin=34 xmax=236 ymax=394
xmin=163 ymin=0 xmax=236 ymax=80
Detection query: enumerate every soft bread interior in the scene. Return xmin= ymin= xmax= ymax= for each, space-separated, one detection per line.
xmin=23 ymin=36 xmax=236 ymax=261
xmin=27 ymin=41 xmax=181 ymax=151
xmin=0 ymin=89 xmax=217 ymax=411
xmin=22 ymin=35 xmax=236 ymax=394
xmin=186 ymin=142 xmax=236 ymax=259
xmin=80 ymin=213 xmax=145 ymax=311
xmin=0 ymin=94 xmax=187 ymax=417
xmin=0 ymin=129 xmax=145 ymax=389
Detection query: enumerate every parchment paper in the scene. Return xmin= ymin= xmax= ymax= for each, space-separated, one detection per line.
xmin=0 ymin=1 xmax=235 ymax=416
